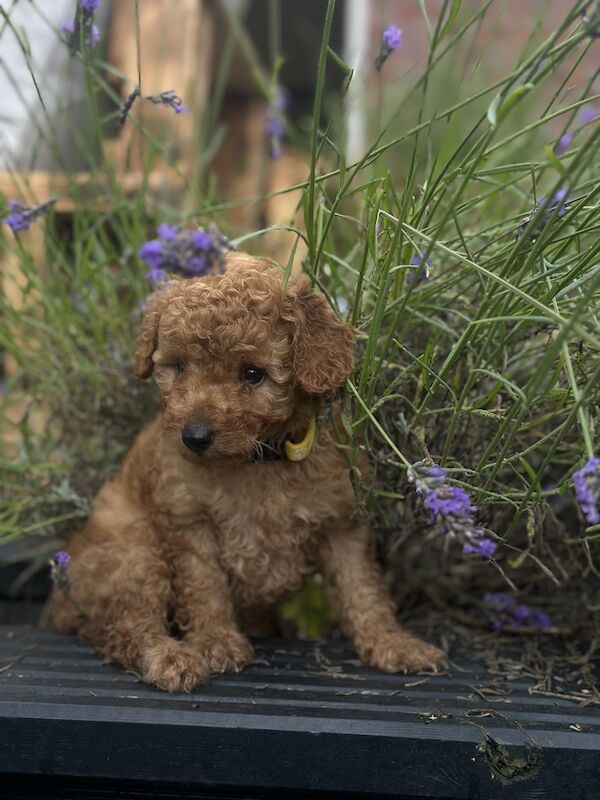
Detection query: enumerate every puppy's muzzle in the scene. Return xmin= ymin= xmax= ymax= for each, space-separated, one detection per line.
xmin=181 ymin=421 xmax=215 ymax=454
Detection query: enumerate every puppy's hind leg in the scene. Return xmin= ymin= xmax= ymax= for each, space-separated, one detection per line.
xmin=51 ymin=585 xmax=84 ymax=633
xmin=52 ymin=534 xmax=210 ymax=692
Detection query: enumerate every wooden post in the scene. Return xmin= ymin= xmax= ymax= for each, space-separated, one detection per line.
xmin=264 ymin=150 xmax=309 ymax=272
xmin=106 ymin=0 xmax=215 ymax=187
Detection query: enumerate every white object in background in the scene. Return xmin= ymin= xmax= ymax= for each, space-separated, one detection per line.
xmin=343 ymin=0 xmax=370 ymax=165
xmin=0 ymin=0 xmax=111 ymax=171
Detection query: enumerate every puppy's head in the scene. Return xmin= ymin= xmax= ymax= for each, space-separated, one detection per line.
xmin=136 ymin=253 xmax=354 ymax=460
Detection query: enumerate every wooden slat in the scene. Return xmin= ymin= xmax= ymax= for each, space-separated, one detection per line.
xmin=0 ymin=169 xmax=187 ymax=212
xmin=0 ymin=171 xmax=78 ymax=213
xmin=0 ymin=627 xmax=598 ymax=799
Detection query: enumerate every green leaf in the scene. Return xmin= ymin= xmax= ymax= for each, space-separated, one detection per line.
xmin=543 ymin=144 xmax=569 ymax=180
xmin=327 ymin=46 xmax=353 ymax=81
xmin=487 ymin=84 xmax=533 ymax=127
xmin=417 ymin=0 xmax=433 ymax=40
xmin=327 ymin=45 xmax=354 ymax=94
xmin=439 ymin=0 xmax=462 ymax=41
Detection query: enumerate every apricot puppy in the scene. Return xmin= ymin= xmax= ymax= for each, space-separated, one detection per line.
xmin=51 ymin=253 xmax=446 ymax=691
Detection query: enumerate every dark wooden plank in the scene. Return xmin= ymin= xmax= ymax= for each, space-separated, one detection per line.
xmin=0 ymin=626 xmax=598 ymax=799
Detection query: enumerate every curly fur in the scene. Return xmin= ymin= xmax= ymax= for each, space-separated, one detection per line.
xmin=51 ymin=252 xmax=446 ymax=691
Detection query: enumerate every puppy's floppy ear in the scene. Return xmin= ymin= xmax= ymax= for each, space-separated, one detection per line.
xmin=135 ymin=289 xmax=172 ymax=379
xmin=283 ymin=274 xmax=354 ymax=395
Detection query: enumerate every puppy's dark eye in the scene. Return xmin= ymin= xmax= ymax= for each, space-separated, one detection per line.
xmin=174 ymin=362 xmax=185 ymax=376
xmin=241 ymin=366 xmax=265 ymax=386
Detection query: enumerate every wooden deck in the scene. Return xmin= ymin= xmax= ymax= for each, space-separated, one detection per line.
xmin=0 ymin=625 xmax=598 ymax=799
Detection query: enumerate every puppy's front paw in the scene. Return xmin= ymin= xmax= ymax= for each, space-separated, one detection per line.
xmin=357 ymin=630 xmax=447 ymax=674
xmin=141 ymin=638 xmax=210 ymax=692
xmin=188 ymin=630 xmax=255 ymax=675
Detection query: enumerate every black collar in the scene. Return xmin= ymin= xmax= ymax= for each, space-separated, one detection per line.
xmin=250 ymin=439 xmax=286 ymax=463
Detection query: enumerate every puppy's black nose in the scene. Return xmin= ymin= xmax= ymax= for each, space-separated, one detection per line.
xmin=181 ymin=422 xmax=214 ymax=453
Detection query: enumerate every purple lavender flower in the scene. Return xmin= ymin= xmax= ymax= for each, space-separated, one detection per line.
xmin=573 ymin=456 xmax=600 ymax=525
xmin=146 ymin=267 xmax=168 ymax=288
xmin=579 ymin=104 xmax=597 ymax=123
xmin=463 ymin=537 xmax=497 ymax=557
xmin=185 ymin=256 xmax=209 ymax=275
xmin=119 ymin=86 xmax=140 ymax=127
xmin=554 ymin=132 xmax=573 ymax=155
xmin=265 ymin=115 xmax=285 ymax=138
xmin=272 ymin=88 xmax=289 ymax=113
xmin=550 ymin=187 xmax=569 ymax=215
xmin=62 ymin=0 xmax=100 ymax=50
xmin=50 ymin=551 xmax=71 ymax=593
xmin=512 ymin=603 xmax=551 ymax=628
xmin=407 ymin=251 xmax=432 ymax=282
xmin=4 ymin=200 xmax=30 ymax=232
xmin=266 ymin=87 xmax=288 ymax=160
xmin=484 ymin=592 xmax=513 ymax=615
xmin=191 ymin=230 xmax=212 ymax=249
xmin=139 ymin=240 xmax=164 ymax=269
xmin=383 ymin=26 xmax=403 ymax=51
xmin=3 ymin=197 xmax=56 ymax=233
xmin=138 ymin=224 xmax=233 ymax=280
xmin=408 ymin=460 xmax=497 ymax=557
xmin=375 ymin=25 xmax=403 ymax=70
xmin=530 ymin=607 xmax=550 ymax=626
xmin=424 ymin=486 xmax=475 ymax=520
xmin=146 ymin=90 xmax=186 ymax=114
xmin=515 ymin=187 xmax=570 ymax=239
xmin=156 ymin=224 xmax=179 ymax=240
xmin=266 ymin=130 xmax=284 ymax=160
xmin=483 ymin=592 xmax=551 ymax=632
xmin=427 ymin=465 xmax=446 ymax=478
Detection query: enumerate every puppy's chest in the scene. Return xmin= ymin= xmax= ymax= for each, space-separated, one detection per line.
xmin=166 ymin=457 xmax=353 ymax=600
xmin=212 ymin=481 xmax=323 ymax=597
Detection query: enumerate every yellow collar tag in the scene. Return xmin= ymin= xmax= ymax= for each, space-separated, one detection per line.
xmin=284 ymin=415 xmax=316 ymax=462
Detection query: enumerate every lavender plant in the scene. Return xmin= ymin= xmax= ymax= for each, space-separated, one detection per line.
xmin=408 ymin=461 xmax=497 ymax=557
xmin=49 ymin=551 xmax=71 ymax=593
xmin=406 ymin=251 xmax=431 ymax=282
xmin=0 ymin=0 xmax=598 ymax=645
xmin=573 ymin=457 xmax=600 ymax=524
xmin=119 ymin=87 xmax=141 ymax=127
xmin=482 ymin=593 xmax=551 ymax=632
xmin=375 ymin=25 xmax=403 ymax=71
xmin=3 ymin=198 xmax=56 ymax=233
xmin=138 ymin=224 xmax=234 ymax=278
xmin=146 ymin=90 xmax=187 ymax=114
xmin=61 ymin=0 xmax=101 ymax=51
xmin=265 ymin=86 xmax=288 ymax=159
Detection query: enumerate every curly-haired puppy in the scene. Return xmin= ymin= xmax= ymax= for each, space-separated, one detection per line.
xmin=51 ymin=253 xmax=446 ymax=691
